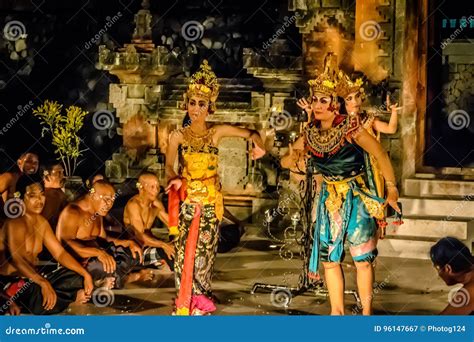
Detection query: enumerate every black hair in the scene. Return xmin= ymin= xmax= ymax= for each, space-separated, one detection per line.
xmin=15 ymin=175 xmax=42 ymax=198
xmin=40 ymin=162 xmax=62 ymax=180
xmin=337 ymin=96 xmax=347 ymax=115
xmin=430 ymin=237 xmax=474 ymax=273
xmin=18 ymin=151 xmax=38 ymax=161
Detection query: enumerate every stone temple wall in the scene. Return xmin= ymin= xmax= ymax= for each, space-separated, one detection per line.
xmin=442 ymin=42 xmax=474 ymax=129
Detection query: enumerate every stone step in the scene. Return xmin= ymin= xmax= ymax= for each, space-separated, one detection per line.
xmin=379 ymin=216 xmax=474 ymax=260
xmin=385 ymin=216 xmax=473 ymax=240
xmin=403 ymin=178 xmax=474 ymax=198
xmin=399 ymin=196 xmax=474 ymax=218
xmin=377 ymin=239 xmax=435 ymax=260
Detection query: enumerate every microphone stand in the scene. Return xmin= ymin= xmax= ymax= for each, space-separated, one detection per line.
xmin=251 ymin=169 xmax=361 ymax=309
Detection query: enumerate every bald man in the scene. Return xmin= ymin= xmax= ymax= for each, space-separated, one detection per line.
xmin=56 ymin=180 xmax=146 ymax=289
xmin=124 ymin=173 xmax=174 ymax=270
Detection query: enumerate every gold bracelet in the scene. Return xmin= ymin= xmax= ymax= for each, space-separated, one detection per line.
xmin=385 ymin=181 xmax=397 ymax=188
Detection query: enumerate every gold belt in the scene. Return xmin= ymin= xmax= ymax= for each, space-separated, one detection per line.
xmin=322 ymin=173 xmax=363 ymax=185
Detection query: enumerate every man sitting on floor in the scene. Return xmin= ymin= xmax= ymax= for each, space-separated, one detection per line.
xmin=0 ymin=152 xmax=39 ymax=202
xmin=41 ymin=163 xmax=67 ymax=230
xmin=431 ymin=237 xmax=474 ymax=315
xmin=56 ymin=180 xmax=150 ymax=289
xmin=0 ymin=152 xmax=39 ymax=224
xmin=123 ymin=172 xmax=175 ymax=270
xmin=0 ymin=181 xmax=93 ymax=315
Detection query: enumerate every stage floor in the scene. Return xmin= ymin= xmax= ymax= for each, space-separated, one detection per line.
xmin=66 ymin=225 xmax=449 ymax=316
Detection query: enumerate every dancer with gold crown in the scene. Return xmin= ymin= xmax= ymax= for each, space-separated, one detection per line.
xmin=335 ymin=72 xmax=403 ymax=237
xmin=281 ymin=53 xmax=401 ymax=315
xmin=165 ymin=60 xmax=265 ymax=316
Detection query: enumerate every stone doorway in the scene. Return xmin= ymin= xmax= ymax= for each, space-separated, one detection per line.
xmin=422 ymin=0 xmax=474 ymax=171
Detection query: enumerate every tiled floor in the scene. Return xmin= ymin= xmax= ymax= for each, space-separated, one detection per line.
xmin=66 ymin=225 xmax=450 ymax=316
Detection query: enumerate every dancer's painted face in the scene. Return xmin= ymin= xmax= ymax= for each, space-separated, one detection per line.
xmin=24 ymin=183 xmax=45 ymax=215
xmin=188 ymin=96 xmax=210 ymax=122
xmin=311 ymin=92 xmax=334 ymax=121
xmin=344 ymin=91 xmax=362 ymax=115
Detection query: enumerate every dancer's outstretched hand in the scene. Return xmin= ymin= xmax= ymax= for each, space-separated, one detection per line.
xmin=165 ymin=178 xmax=183 ymax=193
xmin=297 ymin=97 xmax=312 ymax=122
xmin=386 ymin=94 xmax=402 ymax=113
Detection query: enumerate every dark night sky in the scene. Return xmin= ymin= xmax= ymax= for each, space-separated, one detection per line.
xmin=0 ymin=0 xmax=298 ymax=176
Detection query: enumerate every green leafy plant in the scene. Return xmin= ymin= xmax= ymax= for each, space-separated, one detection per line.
xmin=33 ymin=100 xmax=90 ymax=177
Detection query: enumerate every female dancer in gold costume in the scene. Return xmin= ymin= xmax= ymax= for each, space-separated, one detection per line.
xmin=165 ymin=60 xmax=265 ymax=315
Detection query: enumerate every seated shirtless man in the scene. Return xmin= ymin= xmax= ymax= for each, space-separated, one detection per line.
xmin=124 ymin=172 xmax=175 ymax=270
xmin=0 ymin=152 xmax=39 ymax=224
xmin=0 ymin=152 xmax=39 ymax=202
xmin=56 ymin=180 xmax=148 ymax=289
xmin=0 ymin=181 xmax=93 ymax=315
xmin=41 ymin=163 xmax=67 ymax=230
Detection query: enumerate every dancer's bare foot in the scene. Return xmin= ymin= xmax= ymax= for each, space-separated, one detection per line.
xmin=125 ymin=269 xmax=154 ymax=283
xmin=73 ymin=289 xmax=91 ymax=305
xmin=95 ymin=277 xmax=115 ymax=290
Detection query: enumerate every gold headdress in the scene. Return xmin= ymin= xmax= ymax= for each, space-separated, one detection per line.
xmin=335 ymin=71 xmax=365 ymax=98
xmin=308 ymin=52 xmax=339 ymax=98
xmin=183 ymin=60 xmax=220 ymax=112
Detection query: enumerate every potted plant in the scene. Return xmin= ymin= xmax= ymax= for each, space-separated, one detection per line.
xmin=33 ymin=100 xmax=90 ymax=197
